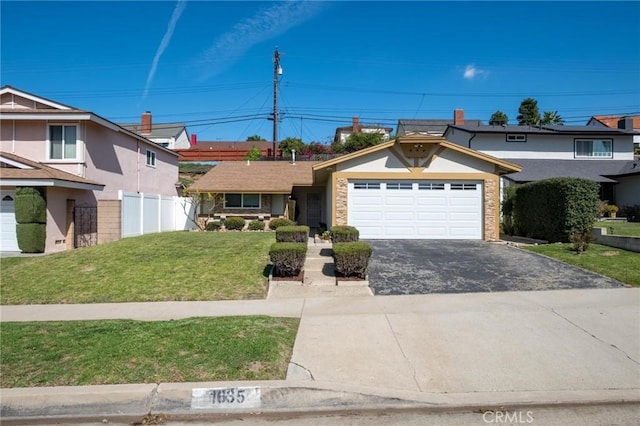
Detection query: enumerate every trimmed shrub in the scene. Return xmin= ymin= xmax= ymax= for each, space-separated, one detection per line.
xmin=269 ymin=242 xmax=307 ymax=276
xmin=512 ymin=177 xmax=599 ymax=243
xmin=16 ymin=223 xmax=46 ymax=253
xmin=223 ymin=216 xmax=245 ymax=231
xmin=501 ymin=185 xmax=517 ymax=235
xmin=620 ymin=204 xmax=640 ymax=222
xmin=15 ymin=187 xmax=46 ymax=224
xmin=333 ymin=242 xmax=373 ymax=279
xmin=205 ymin=221 xmax=222 ymax=231
xmin=248 ymin=220 xmax=265 ymax=231
xmin=268 ymin=217 xmax=295 ymax=230
xmin=276 ymin=225 xmax=309 ymax=243
xmin=330 ymin=226 xmax=359 ymax=243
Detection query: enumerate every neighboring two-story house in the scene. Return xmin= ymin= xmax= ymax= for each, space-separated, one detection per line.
xmin=442 ymin=122 xmax=639 ymax=207
xmin=334 ymin=116 xmax=393 ymax=144
xmin=120 ymin=112 xmax=191 ymax=149
xmin=0 ymin=86 xmax=181 ymax=253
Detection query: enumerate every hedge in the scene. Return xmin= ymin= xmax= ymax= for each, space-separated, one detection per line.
xmin=268 ymin=218 xmax=294 ymax=230
xmin=269 ymin=242 xmax=307 ymax=276
xmin=15 ymin=187 xmax=46 ymax=224
xmin=276 ymin=225 xmax=309 ymax=243
xmin=16 ymin=223 xmax=46 ymax=253
xmin=333 ymin=241 xmax=373 ymax=279
xmin=330 ymin=226 xmax=359 ymax=243
xmin=512 ymin=177 xmax=599 ymax=242
xmin=223 ymin=216 xmax=245 ymax=231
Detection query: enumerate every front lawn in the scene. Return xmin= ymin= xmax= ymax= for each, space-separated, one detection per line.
xmin=593 ymin=221 xmax=640 ymax=237
xmin=524 ymin=243 xmax=640 ymax=286
xmin=0 ymin=232 xmax=274 ymax=304
xmin=0 ymin=316 xmax=298 ymax=387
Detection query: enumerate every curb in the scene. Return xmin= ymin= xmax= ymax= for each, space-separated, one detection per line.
xmin=2 ymin=381 xmax=639 ymax=424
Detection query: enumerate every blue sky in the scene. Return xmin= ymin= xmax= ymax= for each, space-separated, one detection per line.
xmin=2 ymin=1 xmax=639 ymax=143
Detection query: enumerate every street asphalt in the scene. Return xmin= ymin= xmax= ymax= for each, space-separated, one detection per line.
xmin=2 ymin=288 xmax=639 ymax=424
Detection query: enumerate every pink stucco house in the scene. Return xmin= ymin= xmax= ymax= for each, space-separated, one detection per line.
xmin=0 ymin=86 xmax=180 ymax=253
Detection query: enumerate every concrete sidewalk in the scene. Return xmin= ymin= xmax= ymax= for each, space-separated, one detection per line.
xmin=2 ymin=288 xmax=639 ymax=423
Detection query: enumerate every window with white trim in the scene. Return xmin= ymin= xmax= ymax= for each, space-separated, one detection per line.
xmin=386 ymin=182 xmax=413 ymax=190
xmin=225 ymin=194 xmax=261 ymax=209
xmin=506 ymin=134 xmax=526 ymax=142
xmin=353 ymin=182 xmax=381 ymax=190
xmin=451 ymin=183 xmax=477 ymax=190
xmin=146 ymin=149 xmax=157 ymax=167
xmin=418 ymin=183 xmax=445 ymax=190
xmin=48 ymin=125 xmax=77 ymax=160
xmin=575 ymin=139 xmax=612 ymax=158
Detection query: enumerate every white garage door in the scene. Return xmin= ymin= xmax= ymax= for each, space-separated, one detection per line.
xmin=1 ymin=190 xmax=20 ymax=251
xmin=348 ymin=181 xmax=483 ymax=239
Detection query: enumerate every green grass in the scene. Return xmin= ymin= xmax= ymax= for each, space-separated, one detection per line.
xmin=0 ymin=232 xmax=274 ymax=304
xmin=524 ymin=243 xmax=640 ymax=286
xmin=0 ymin=316 xmax=298 ymax=388
xmin=593 ymin=221 xmax=640 ymax=237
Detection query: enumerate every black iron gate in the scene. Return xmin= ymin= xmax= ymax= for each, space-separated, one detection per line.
xmin=74 ymin=206 xmax=98 ymax=248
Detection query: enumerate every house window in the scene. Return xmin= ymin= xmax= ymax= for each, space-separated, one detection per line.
xmin=49 ymin=125 xmax=77 ymax=160
xmin=146 ymin=149 xmax=156 ymax=167
xmin=506 ymin=134 xmax=526 ymax=142
xmin=225 ymin=194 xmax=261 ymax=209
xmin=575 ymin=139 xmax=613 ymax=158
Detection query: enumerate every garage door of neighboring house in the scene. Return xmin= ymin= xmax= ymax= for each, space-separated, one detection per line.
xmin=0 ymin=190 xmax=20 ymax=251
xmin=348 ymin=180 xmax=483 ymax=239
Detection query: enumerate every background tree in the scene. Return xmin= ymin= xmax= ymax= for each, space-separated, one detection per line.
xmin=489 ymin=110 xmax=509 ymax=126
xmin=278 ymin=137 xmax=305 ymax=158
xmin=540 ymin=111 xmax=564 ymax=125
xmin=517 ymin=98 xmax=541 ymax=126
xmin=244 ymin=145 xmax=262 ymax=161
xmin=246 ymin=135 xmax=266 ymax=141
xmin=335 ymin=132 xmax=385 ymax=154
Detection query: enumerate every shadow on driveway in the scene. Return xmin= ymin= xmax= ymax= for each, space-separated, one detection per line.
xmin=366 ymin=240 xmax=625 ymax=295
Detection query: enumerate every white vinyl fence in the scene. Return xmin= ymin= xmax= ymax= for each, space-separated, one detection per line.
xmin=120 ymin=191 xmax=196 ymax=238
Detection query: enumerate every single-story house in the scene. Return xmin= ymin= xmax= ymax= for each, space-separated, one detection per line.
xmin=188 ymin=135 xmax=522 ymax=240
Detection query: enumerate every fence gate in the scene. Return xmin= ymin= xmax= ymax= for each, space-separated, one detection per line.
xmin=74 ymin=206 xmax=98 ymax=248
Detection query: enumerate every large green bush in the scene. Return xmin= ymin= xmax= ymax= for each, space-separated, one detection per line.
xmin=330 ymin=226 xmax=359 ymax=243
xmin=512 ymin=177 xmax=599 ymax=242
xmin=15 ymin=187 xmax=46 ymax=224
xmin=268 ymin=218 xmax=294 ymax=231
xmin=248 ymin=220 xmax=265 ymax=231
xmin=269 ymin=242 xmax=307 ymax=276
xmin=333 ymin=241 xmax=373 ymax=279
xmin=16 ymin=223 xmax=46 ymax=253
xmin=223 ymin=216 xmax=245 ymax=231
xmin=276 ymin=225 xmax=309 ymax=243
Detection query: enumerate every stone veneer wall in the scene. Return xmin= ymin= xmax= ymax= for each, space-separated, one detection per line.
xmin=483 ymin=178 xmax=498 ymax=241
xmin=335 ymin=177 xmax=348 ymax=226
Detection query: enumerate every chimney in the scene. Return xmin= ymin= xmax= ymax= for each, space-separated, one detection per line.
xmin=190 ymin=134 xmax=197 ymax=146
xmin=141 ymin=111 xmax=152 ymax=134
xmin=352 ymin=116 xmax=360 ymax=133
xmin=618 ymin=117 xmax=634 ymax=130
xmin=454 ymin=109 xmax=465 ymax=125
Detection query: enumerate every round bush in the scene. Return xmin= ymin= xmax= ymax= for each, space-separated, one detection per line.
xmin=224 ymin=216 xmax=245 ymax=231
xmin=269 ymin=218 xmax=294 ymax=230
xmin=248 ymin=220 xmax=265 ymax=231
xmin=205 ymin=221 xmax=222 ymax=231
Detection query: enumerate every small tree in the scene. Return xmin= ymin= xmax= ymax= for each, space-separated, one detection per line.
xmin=244 ymin=145 xmax=262 ymax=161
xmin=540 ymin=111 xmax=564 ymax=125
xmin=489 ymin=110 xmax=509 ymax=126
xmin=517 ymin=98 xmax=541 ymax=126
xmin=181 ymin=189 xmax=223 ymax=231
xmin=279 ymin=137 xmax=305 ymax=159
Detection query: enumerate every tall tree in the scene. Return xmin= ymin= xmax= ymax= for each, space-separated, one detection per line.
xmin=516 ymin=98 xmax=541 ymax=126
xmin=278 ymin=137 xmax=305 ymax=158
xmin=489 ymin=110 xmax=509 ymax=126
xmin=246 ymin=135 xmax=266 ymax=141
xmin=540 ymin=111 xmax=564 ymax=125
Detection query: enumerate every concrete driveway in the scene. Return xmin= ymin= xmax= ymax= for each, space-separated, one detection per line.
xmin=366 ymin=240 xmax=626 ymax=295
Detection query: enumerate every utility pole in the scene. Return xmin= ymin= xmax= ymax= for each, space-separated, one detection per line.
xmin=271 ymin=47 xmax=282 ymax=159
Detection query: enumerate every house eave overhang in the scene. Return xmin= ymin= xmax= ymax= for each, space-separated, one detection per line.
xmin=0 ymin=178 xmax=105 ymax=191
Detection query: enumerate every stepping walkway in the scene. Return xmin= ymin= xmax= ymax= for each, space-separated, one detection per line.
xmin=267 ymin=238 xmax=373 ymax=299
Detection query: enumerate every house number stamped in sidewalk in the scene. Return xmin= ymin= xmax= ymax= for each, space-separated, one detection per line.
xmin=191 ymin=386 xmax=261 ymax=409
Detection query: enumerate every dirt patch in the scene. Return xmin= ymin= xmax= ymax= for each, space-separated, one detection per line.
xmin=601 ymin=251 xmax=620 ymax=257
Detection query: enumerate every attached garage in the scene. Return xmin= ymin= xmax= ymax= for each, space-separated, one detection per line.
xmin=0 ymin=189 xmax=19 ymax=251
xmin=348 ymin=180 xmax=482 ymax=239
xmin=312 ymin=135 xmax=522 ymax=241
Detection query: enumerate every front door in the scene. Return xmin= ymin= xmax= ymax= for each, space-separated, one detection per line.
xmin=306 ymin=193 xmax=321 ymax=228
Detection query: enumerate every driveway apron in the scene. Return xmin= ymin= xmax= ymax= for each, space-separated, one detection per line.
xmin=365 ymin=240 xmax=626 ymax=295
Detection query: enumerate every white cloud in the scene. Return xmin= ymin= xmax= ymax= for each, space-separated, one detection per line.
xmin=143 ymin=0 xmax=187 ymax=99
xmin=194 ymin=1 xmax=325 ymax=80
xmin=463 ymin=64 xmax=485 ymax=80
